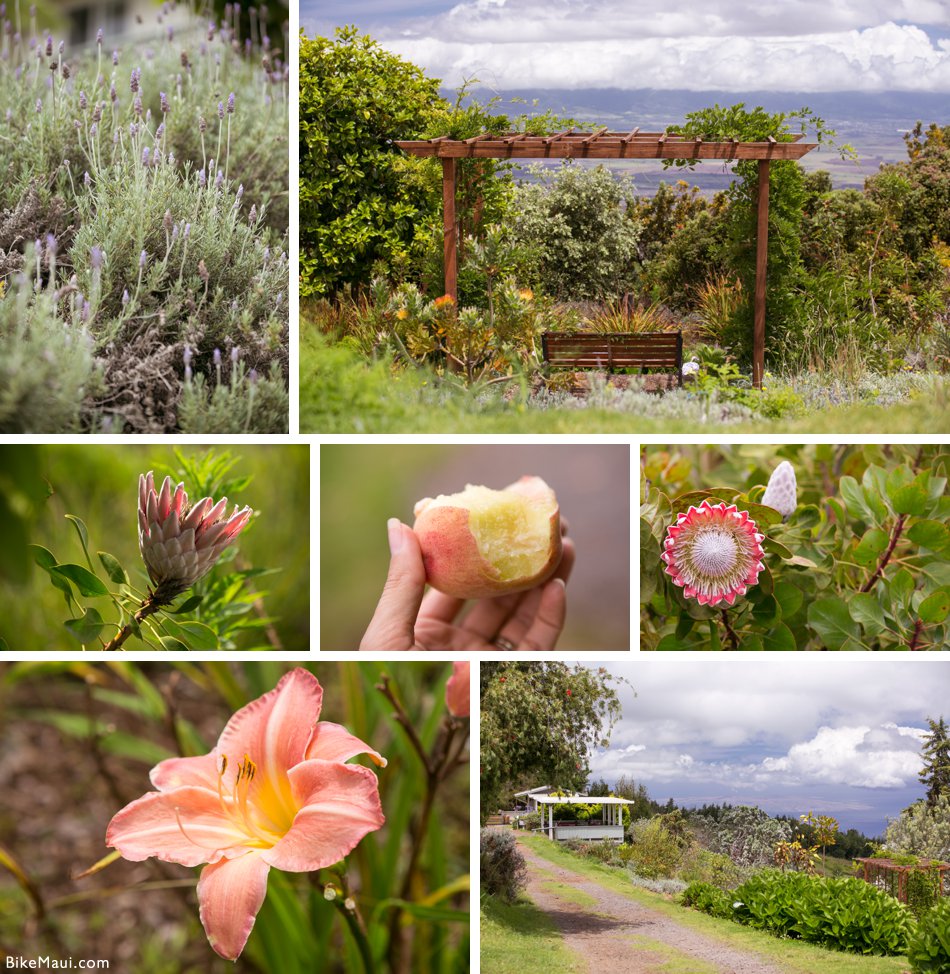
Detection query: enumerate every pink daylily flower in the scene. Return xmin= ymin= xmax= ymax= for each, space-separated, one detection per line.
xmin=445 ymin=661 xmax=470 ymax=718
xmin=107 ymin=668 xmax=386 ymax=960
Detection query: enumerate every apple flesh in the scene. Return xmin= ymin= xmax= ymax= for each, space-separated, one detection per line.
xmin=412 ymin=475 xmax=562 ymax=599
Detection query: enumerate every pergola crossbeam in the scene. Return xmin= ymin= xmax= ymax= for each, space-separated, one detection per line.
xmin=396 ymin=126 xmax=818 ymax=389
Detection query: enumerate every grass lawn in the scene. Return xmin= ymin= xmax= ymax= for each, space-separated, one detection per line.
xmin=301 ymin=329 xmax=950 ymax=434
xmin=481 ymin=893 xmax=583 ymax=974
xmin=518 ymin=834 xmax=910 ymax=974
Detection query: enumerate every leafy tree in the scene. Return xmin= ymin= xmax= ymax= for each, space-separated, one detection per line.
xmin=919 ymin=716 xmax=950 ymax=811
xmin=696 ymin=805 xmax=793 ymax=868
xmin=479 ymin=662 xmax=625 ymax=820
xmin=885 ymin=793 xmax=950 ymax=862
xmin=511 ymin=163 xmax=642 ymax=301
xmin=298 ymin=27 xmax=445 ymax=297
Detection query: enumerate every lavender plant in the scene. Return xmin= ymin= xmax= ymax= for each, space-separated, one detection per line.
xmin=0 ymin=4 xmax=288 ymax=433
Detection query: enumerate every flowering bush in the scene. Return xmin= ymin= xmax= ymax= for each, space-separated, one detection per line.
xmin=0 ymin=10 xmax=288 ymax=432
xmin=642 ymin=445 xmax=950 ymax=650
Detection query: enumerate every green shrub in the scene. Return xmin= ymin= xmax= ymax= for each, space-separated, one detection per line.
xmin=480 ymin=829 xmax=527 ymax=902
xmin=627 ymin=817 xmax=685 ymax=879
xmin=885 ymin=795 xmax=950 ymax=863
xmin=512 ymin=164 xmax=641 ymax=301
xmin=907 ymin=897 xmax=950 ymax=973
xmin=731 ymin=870 xmax=913 ymax=955
xmin=678 ymin=848 xmax=745 ymax=888
xmin=681 ymin=881 xmax=735 ymax=919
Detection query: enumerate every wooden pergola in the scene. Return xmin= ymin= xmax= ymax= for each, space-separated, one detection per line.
xmin=855 ymin=857 xmax=950 ymax=903
xmin=396 ymin=128 xmax=818 ymax=388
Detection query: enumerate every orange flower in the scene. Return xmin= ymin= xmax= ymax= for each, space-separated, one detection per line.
xmin=433 ymin=294 xmax=455 ymax=309
xmin=395 ymin=308 xmax=409 ymax=320
xmin=517 ymin=288 xmax=534 ymax=302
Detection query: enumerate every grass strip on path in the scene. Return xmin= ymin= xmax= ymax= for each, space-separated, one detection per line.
xmin=481 ymin=893 xmax=583 ymax=974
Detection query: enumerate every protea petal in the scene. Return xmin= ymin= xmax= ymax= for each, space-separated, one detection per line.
xmin=662 ymin=499 xmax=766 ymax=607
xmin=262 ymin=761 xmax=385 ymax=872
xmin=197 ymin=851 xmax=271 ymax=961
xmin=762 ymin=460 xmax=797 ymax=518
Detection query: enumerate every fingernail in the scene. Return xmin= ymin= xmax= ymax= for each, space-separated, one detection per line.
xmin=387 ymin=518 xmax=405 ymax=555
xmin=550 ymin=577 xmax=566 ymax=590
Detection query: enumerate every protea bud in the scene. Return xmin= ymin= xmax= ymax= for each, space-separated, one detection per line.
xmin=761 ymin=460 xmax=797 ymax=519
xmin=662 ymin=499 xmax=765 ymax=607
xmin=137 ymin=471 xmax=252 ymax=603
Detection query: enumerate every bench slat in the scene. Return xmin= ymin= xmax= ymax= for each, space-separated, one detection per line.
xmin=542 ymin=331 xmax=683 ymax=385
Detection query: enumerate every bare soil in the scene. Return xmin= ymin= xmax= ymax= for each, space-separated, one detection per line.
xmin=518 ymin=836 xmax=791 ymax=974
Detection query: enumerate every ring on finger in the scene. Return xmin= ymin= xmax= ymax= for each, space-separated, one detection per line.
xmin=493 ymin=635 xmax=517 ymax=651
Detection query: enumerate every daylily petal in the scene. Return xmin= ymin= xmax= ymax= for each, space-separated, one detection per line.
xmin=107 ymin=787 xmax=249 ymax=867
xmin=306 ymin=721 xmax=387 ymax=767
xmin=216 ymin=668 xmax=323 ymax=793
xmin=150 ymin=753 xmax=220 ymax=793
xmin=445 ymin=661 xmax=470 ymax=718
xmin=263 ymin=760 xmax=384 ymax=872
xmin=198 ymin=851 xmax=271 ymax=961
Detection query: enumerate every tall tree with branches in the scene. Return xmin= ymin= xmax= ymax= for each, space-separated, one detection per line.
xmin=920 ymin=716 xmax=950 ymax=812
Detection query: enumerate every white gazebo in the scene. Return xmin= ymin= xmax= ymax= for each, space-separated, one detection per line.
xmin=532 ymin=793 xmax=636 ymax=843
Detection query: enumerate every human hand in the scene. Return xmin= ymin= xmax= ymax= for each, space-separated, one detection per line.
xmin=359 ymin=517 xmax=575 ymax=651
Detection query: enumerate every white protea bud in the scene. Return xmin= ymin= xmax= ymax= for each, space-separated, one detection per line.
xmin=761 ymin=460 xmax=797 ymax=519
xmin=137 ymin=471 xmax=252 ymax=603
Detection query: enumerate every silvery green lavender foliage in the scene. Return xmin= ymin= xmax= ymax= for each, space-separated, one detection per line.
xmin=0 ymin=4 xmax=288 ymax=432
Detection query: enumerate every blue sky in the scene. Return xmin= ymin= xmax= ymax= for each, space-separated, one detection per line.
xmin=301 ymin=0 xmax=950 ymax=93
xmin=576 ymin=660 xmax=949 ymax=837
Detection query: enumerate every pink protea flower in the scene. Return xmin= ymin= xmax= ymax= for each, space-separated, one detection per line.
xmin=138 ymin=471 xmax=253 ymax=603
xmin=662 ymin=499 xmax=765 ymax=607
xmin=107 ymin=668 xmax=386 ymax=960
xmin=445 ymin=661 xmax=470 ymax=718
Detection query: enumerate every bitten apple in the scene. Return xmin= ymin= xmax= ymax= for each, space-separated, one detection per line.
xmin=412 ymin=475 xmax=562 ymax=599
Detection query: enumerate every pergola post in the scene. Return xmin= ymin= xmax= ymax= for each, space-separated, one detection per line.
xmin=442 ymin=157 xmax=458 ymax=304
xmin=753 ymin=159 xmax=770 ymax=390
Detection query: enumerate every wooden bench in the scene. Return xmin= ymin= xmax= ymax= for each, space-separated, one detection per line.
xmin=541 ymin=331 xmax=683 ymax=387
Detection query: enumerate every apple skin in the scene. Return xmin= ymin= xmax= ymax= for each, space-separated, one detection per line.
xmin=412 ymin=476 xmax=562 ymax=600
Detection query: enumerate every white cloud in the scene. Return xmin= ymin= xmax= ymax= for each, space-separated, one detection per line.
xmin=386 ymin=23 xmax=950 ymax=91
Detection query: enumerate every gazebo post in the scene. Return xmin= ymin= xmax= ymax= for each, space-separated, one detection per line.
xmin=442 ymin=158 xmax=458 ymax=304
xmin=753 ymin=159 xmax=770 ymax=390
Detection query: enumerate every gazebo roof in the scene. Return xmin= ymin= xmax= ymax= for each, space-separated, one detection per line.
xmin=395 ymin=128 xmax=817 ymax=161
xmin=532 ymin=793 xmax=638 ymax=805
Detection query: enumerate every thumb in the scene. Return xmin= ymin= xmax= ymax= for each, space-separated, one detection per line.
xmin=359 ymin=519 xmax=427 ymax=650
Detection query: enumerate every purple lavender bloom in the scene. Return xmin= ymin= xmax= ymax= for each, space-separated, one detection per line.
xmin=129 ymin=122 xmax=137 ymax=137
xmin=74 ymin=119 xmax=81 ymax=131
xmin=227 ymin=91 xmax=235 ymax=114
xmin=185 ymin=365 xmax=193 ymax=382
xmin=166 ymin=25 xmax=173 ymax=41
xmin=275 ymin=292 xmax=283 ymax=307
xmin=183 ymin=344 xmax=193 ymax=366
xmin=46 ymin=233 xmax=57 ymax=255
xmin=249 ymin=369 xmax=259 ymax=384
xmin=35 ymin=98 xmax=41 ymax=113
xmin=92 ymin=101 xmax=102 ymax=122
xmin=90 ymin=246 xmax=103 ymax=269
xmin=139 ymin=249 xmax=147 ymax=268
xmin=81 ymin=300 xmax=90 ymax=321
xmin=90 ymin=122 xmax=97 ymax=136
xmin=79 ymin=90 xmax=87 ymax=110
xmin=217 ymin=100 xmax=224 ymax=120
xmin=44 ymin=35 xmax=51 ymax=56
xmin=263 ymin=246 xmax=270 ymax=261
xmin=129 ymin=67 xmax=140 ymax=92
xmin=133 ymin=95 xmax=142 ymax=116
xmin=58 ymin=39 xmax=63 ymax=54
xmin=213 ymin=348 xmax=222 ymax=365
xmin=155 ymin=122 xmax=165 ymax=139
xmin=4 ymin=109 xmax=11 ymax=123
xmin=112 ymin=49 xmax=118 ymax=66
xmin=122 ymin=289 xmax=130 ymax=306
xmin=110 ymin=82 xmax=117 ymax=102
xmin=96 ymin=28 xmax=103 ymax=45
xmin=247 ymin=204 xmax=257 ymax=224
xmin=159 ymin=90 xmax=169 ymax=114
xmin=231 ymin=346 xmax=240 ymax=364
xmin=198 ymin=169 xmax=206 ymax=188
xmin=215 ymin=169 xmax=223 ymax=188
xmin=235 ymin=184 xmax=244 ymax=202
xmin=244 ymin=38 xmax=251 ymax=55
xmin=142 ymin=146 xmax=150 ymax=166
xmin=83 ymin=171 xmax=91 ymax=186
xmin=171 ymin=225 xmax=178 ymax=243
xmin=183 ymin=223 xmax=191 ymax=239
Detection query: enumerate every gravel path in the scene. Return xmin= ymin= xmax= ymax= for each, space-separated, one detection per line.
xmin=519 ymin=837 xmax=791 ymax=974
